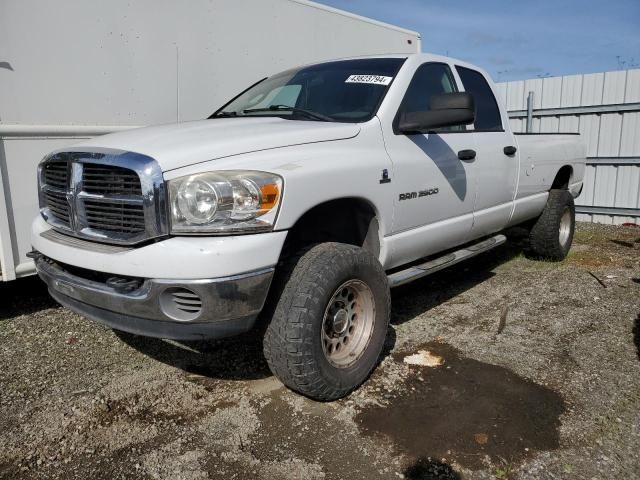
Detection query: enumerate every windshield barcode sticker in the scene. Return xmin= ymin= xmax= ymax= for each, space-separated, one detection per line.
xmin=345 ymin=75 xmax=393 ymax=85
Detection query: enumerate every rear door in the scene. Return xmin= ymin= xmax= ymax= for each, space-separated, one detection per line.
xmin=454 ymin=66 xmax=519 ymax=236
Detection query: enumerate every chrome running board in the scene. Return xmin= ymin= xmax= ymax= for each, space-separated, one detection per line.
xmin=387 ymin=234 xmax=507 ymax=288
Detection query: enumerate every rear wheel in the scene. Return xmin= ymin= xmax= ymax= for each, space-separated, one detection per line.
xmin=528 ymin=189 xmax=575 ymax=261
xmin=263 ymin=242 xmax=390 ymax=401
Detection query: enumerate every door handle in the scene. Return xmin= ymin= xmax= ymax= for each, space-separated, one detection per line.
xmin=458 ymin=149 xmax=476 ymax=161
xmin=503 ymin=145 xmax=517 ymax=156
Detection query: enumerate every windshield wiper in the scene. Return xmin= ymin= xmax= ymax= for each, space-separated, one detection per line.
xmin=214 ymin=111 xmax=238 ymax=117
xmin=242 ymin=105 xmax=333 ymax=122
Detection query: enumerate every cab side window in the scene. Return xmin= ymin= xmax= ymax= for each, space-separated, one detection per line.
xmin=455 ymin=66 xmax=502 ymax=131
xmin=397 ymin=62 xmax=460 ymax=132
xmin=400 ymin=63 xmax=458 ymax=114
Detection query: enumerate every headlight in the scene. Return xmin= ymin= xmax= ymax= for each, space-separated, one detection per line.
xmin=169 ymin=170 xmax=283 ymax=234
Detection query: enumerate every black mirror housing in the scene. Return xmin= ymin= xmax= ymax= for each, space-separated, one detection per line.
xmin=397 ymin=92 xmax=475 ymax=133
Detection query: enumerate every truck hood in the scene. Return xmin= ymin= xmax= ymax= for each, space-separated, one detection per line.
xmin=72 ymin=118 xmax=360 ymax=171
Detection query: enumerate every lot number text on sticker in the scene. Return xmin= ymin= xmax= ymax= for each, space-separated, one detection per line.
xmin=345 ymin=75 xmax=393 ymax=85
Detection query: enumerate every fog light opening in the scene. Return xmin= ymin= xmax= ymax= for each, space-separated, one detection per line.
xmin=159 ymin=287 xmax=203 ymax=322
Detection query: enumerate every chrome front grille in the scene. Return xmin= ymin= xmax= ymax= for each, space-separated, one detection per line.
xmin=82 ymin=199 xmax=146 ymax=234
xmin=39 ymin=150 xmax=168 ymax=245
xmin=43 ymin=161 xmax=69 ymax=190
xmin=43 ymin=190 xmax=72 ymax=227
xmin=82 ymin=164 xmax=143 ymax=196
xmin=42 ymin=162 xmax=72 ymax=227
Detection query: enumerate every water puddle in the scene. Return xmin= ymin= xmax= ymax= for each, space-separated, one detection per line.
xmin=356 ymin=342 xmax=564 ymax=469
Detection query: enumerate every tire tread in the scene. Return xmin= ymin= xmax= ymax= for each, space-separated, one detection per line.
xmin=263 ymin=242 xmax=390 ymax=401
xmin=528 ymin=189 xmax=575 ymax=261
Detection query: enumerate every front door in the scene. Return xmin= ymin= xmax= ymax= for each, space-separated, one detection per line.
xmin=381 ymin=62 xmax=477 ymax=266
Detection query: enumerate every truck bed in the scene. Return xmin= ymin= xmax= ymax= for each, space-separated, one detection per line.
xmin=514 ymin=132 xmax=586 ymax=200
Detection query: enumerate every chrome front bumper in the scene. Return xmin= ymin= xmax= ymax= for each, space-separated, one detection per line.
xmin=34 ymin=254 xmax=274 ymax=340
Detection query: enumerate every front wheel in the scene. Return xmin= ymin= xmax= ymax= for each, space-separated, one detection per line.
xmin=528 ymin=189 xmax=576 ymax=261
xmin=263 ymin=242 xmax=390 ymax=401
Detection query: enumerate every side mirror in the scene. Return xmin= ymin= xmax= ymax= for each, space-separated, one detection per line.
xmin=397 ymin=92 xmax=475 ymax=133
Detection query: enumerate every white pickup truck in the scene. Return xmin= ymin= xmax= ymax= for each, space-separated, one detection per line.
xmin=31 ymin=54 xmax=585 ymax=400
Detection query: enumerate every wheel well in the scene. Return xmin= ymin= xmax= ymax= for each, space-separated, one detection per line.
xmin=551 ymin=165 xmax=573 ymax=190
xmin=281 ymin=198 xmax=380 ymax=259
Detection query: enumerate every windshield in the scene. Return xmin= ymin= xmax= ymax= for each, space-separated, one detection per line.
xmin=212 ymin=58 xmax=405 ymax=123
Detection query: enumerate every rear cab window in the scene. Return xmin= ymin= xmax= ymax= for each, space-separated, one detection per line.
xmin=455 ymin=66 xmax=503 ymax=131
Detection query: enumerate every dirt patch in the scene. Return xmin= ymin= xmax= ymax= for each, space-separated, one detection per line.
xmin=573 ymin=222 xmax=639 ymax=248
xmin=634 ymin=313 xmax=640 ymax=360
xmin=570 ymin=223 xmax=640 ymax=268
xmin=356 ymin=342 xmax=565 ymax=469
xmin=403 ymin=458 xmax=461 ymax=480
xmin=0 ymin=276 xmax=58 ymax=321
xmin=248 ymin=392 xmax=392 ymax=479
xmin=114 ymin=330 xmax=272 ymax=382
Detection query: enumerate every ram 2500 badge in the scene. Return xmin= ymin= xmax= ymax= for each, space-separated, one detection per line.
xmin=32 ymin=54 xmax=586 ymax=400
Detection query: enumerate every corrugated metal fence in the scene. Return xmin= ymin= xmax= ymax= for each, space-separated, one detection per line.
xmin=497 ymin=69 xmax=640 ymax=225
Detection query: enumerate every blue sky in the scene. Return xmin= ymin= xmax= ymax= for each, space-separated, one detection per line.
xmin=316 ymin=0 xmax=640 ymax=81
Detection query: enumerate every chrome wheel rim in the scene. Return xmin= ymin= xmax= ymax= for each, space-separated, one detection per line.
xmin=559 ymin=208 xmax=572 ymax=247
xmin=321 ymin=279 xmax=376 ymax=368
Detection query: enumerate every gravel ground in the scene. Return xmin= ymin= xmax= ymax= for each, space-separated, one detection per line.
xmin=1 ymin=222 xmax=639 ymax=480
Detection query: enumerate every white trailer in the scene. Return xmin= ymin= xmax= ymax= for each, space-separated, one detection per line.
xmin=0 ymin=0 xmax=420 ymax=281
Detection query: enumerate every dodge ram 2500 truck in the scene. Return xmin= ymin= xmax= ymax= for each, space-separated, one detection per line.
xmin=32 ymin=54 xmax=585 ymax=401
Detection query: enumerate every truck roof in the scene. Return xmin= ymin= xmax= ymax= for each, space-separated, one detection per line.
xmin=301 ymin=53 xmax=491 ymax=81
